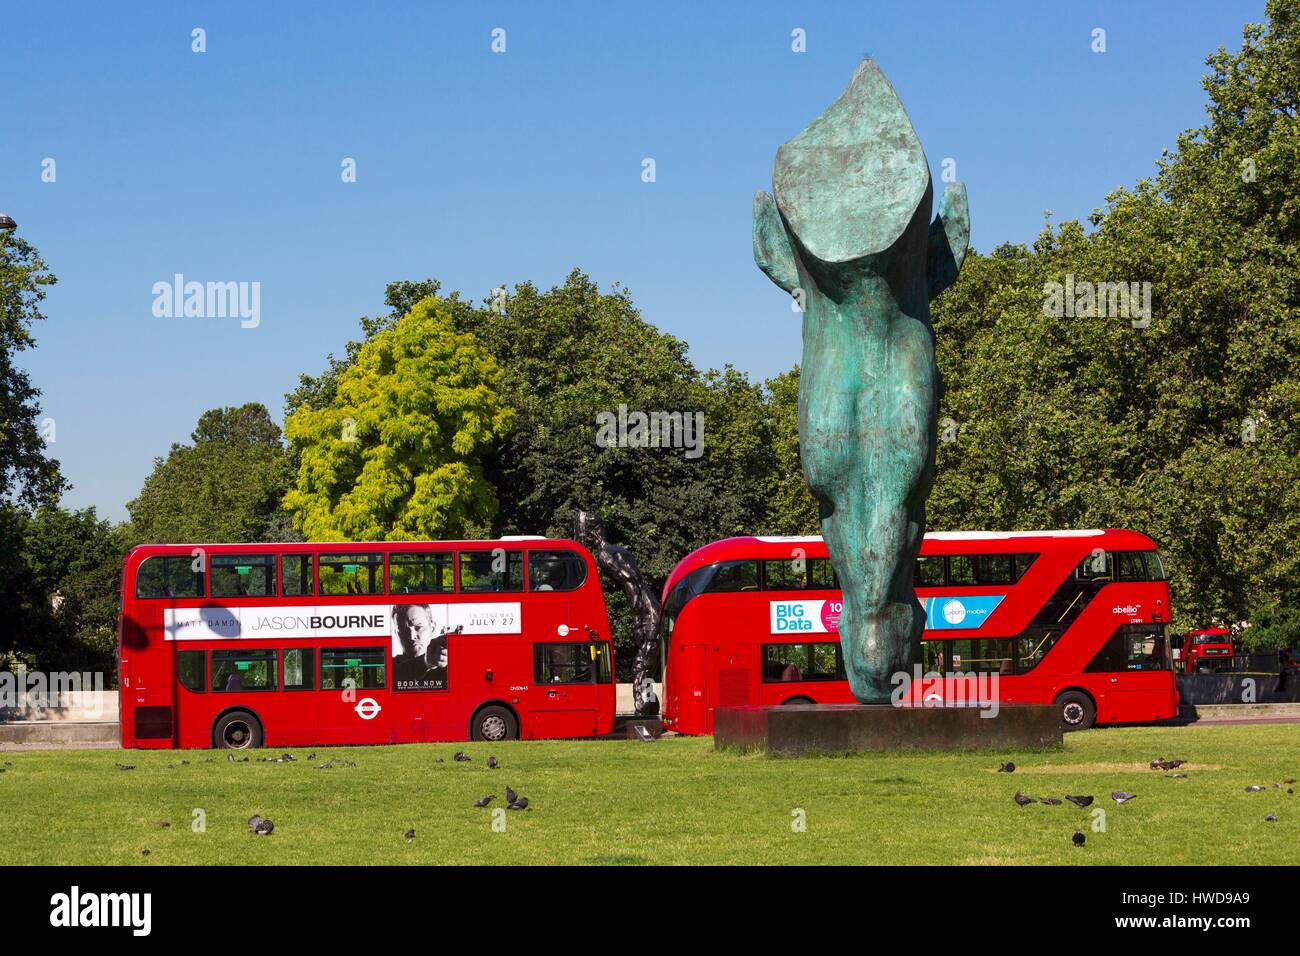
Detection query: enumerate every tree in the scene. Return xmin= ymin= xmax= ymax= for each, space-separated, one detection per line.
xmin=283 ymin=297 xmax=514 ymax=541
xmin=0 ymin=227 xmax=65 ymax=506
xmin=127 ymin=403 xmax=295 ymax=543
xmin=22 ymin=506 xmax=127 ymax=675
xmin=763 ymin=365 xmax=819 ymax=534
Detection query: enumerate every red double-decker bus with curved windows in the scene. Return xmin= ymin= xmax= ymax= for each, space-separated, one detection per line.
xmin=118 ymin=537 xmax=615 ymax=749
xmin=660 ymin=529 xmax=1178 ymax=734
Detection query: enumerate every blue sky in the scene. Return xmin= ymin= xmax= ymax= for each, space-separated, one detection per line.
xmin=1 ymin=0 xmax=1264 ymax=521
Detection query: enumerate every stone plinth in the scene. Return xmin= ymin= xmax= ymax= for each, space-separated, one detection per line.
xmin=714 ymin=703 xmax=1061 ymax=755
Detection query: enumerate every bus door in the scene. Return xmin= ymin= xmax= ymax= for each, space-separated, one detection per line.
xmin=315 ymin=645 xmax=390 ymax=744
xmin=707 ymin=645 xmax=759 ymax=728
xmin=527 ymin=642 xmax=601 ymax=738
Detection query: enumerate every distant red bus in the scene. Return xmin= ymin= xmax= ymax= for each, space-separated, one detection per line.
xmin=118 ymin=538 xmax=615 ymax=749
xmin=1177 ymin=627 xmax=1235 ymax=673
xmin=660 ymin=530 xmax=1178 ymax=734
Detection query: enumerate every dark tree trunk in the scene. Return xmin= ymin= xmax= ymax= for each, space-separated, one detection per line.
xmin=574 ymin=511 xmax=661 ymax=716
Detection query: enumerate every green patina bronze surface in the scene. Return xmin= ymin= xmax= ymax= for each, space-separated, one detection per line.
xmin=754 ymin=59 xmax=970 ymax=703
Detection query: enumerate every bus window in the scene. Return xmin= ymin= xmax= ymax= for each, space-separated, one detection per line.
xmin=389 ymin=551 xmax=455 ymax=594
xmin=1144 ymin=551 xmax=1166 ymax=581
xmin=1012 ymin=553 xmax=1037 ymax=581
xmin=1084 ymin=624 xmax=1168 ymax=672
xmin=763 ymin=558 xmax=803 ymax=590
xmin=947 ymin=555 xmax=975 ymax=586
xmin=915 ymin=555 xmax=944 ymax=587
xmin=975 ymin=554 xmax=1013 ymax=585
xmin=211 ymin=649 xmax=277 ymax=692
xmin=459 ymin=550 xmax=524 ymax=592
xmin=1075 ymin=550 xmax=1113 ymax=581
xmin=762 ymin=642 xmax=842 ymax=682
xmin=1015 ymin=629 xmax=1062 ymax=673
xmin=281 ymin=554 xmax=314 ymax=596
xmin=930 ymin=638 xmax=1013 ymax=674
xmin=210 ymin=554 xmax=276 ymax=598
xmin=135 ymin=555 xmax=204 ymax=599
xmin=318 ymin=553 xmax=383 ymax=595
xmin=528 ymin=550 xmax=587 ymax=592
xmin=178 ymin=650 xmax=206 ymax=693
xmin=535 ymin=643 xmax=595 ymax=683
xmin=707 ymin=560 xmax=759 ymax=592
xmin=320 ymin=647 xmax=386 ymax=690
xmin=808 ymin=558 xmax=836 ymax=589
xmin=282 ymin=648 xmax=314 ymax=690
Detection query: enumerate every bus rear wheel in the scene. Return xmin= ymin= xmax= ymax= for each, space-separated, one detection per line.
xmin=471 ymin=706 xmax=518 ymax=742
xmin=782 ymin=696 xmax=815 ymax=706
xmin=1055 ymin=691 xmax=1095 ymax=731
xmin=214 ymin=710 xmax=263 ymax=749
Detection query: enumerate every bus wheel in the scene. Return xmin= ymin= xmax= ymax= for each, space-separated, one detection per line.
xmin=472 ymin=706 xmax=518 ymax=742
xmin=1055 ymin=692 xmax=1095 ymax=731
xmin=214 ymin=710 xmax=263 ymax=749
xmin=782 ymin=696 xmax=815 ymax=706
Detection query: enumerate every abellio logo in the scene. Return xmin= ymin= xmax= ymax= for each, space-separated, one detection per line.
xmin=50 ymin=886 xmax=151 ymax=936
xmin=1112 ymin=604 xmax=1142 ymax=615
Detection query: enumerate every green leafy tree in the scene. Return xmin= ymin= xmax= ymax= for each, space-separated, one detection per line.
xmin=128 ymin=403 xmax=295 ymax=543
xmin=0 ymin=227 xmax=65 ymax=506
xmin=283 ymin=297 xmax=514 ymax=541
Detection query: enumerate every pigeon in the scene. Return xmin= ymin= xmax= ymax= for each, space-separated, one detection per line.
xmin=453 ymin=751 xmax=471 ymax=762
xmin=1286 ymin=779 xmax=1297 ymax=785
xmin=487 ymin=756 xmax=499 ymax=769
xmin=508 ymin=796 xmax=529 ymax=811
xmin=1072 ymin=831 xmax=1086 ymax=846
xmin=308 ymin=754 xmax=316 ymax=761
xmin=1065 ymin=795 xmax=1094 ymax=808
xmin=254 ymin=819 xmax=274 ymax=835
xmin=141 ymin=848 xmax=150 ymax=857
xmin=167 ymin=763 xmax=174 ymax=769
xmin=473 ymin=795 xmax=496 ymax=808
xmin=1014 ymin=791 xmax=1035 ymax=807
xmin=240 ymin=756 xmax=249 ymax=762
xmin=1040 ymin=797 xmax=1063 ymax=806
xmin=1265 ymin=814 xmax=1277 ymax=822
xmin=116 ymin=763 xmax=135 ymax=771
xmin=1149 ymin=758 xmax=1186 ymax=771
xmin=997 ymin=762 xmax=1015 ymax=773
xmin=1245 ymin=785 xmax=1265 ymax=792
xmin=1272 ymin=783 xmax=1282 ymax=789
xmin=280 ymin=754 xmax=295 ymax=762
xmin=404 ymin=829 xmax=416 ymax=842
xmin=156 ymin=821 xmax=171 ymax=829
xmin=1167 ymin=773 xmax=1189 ymax=779
xmin=436 ymin=757 xmax=445 ymax=764
xmin=180 ymin=759 xmax=189 ymax=765
xmin=1112 ymin=791 xmax=1137 ymax=804
xmin=227 ymin=753 xmax=235 ymax=762
xmin=505 ymin=786 xmax=519 ymax=805
xmin=248 ymin=814 xmax=263 ymax=832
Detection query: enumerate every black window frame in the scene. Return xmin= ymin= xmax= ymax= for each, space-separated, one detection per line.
xmin=535 ymin=642 xmax=608 ymax=684
xmin=210 ymin=648 xmax=279 ymax=693
xmin=134 ymin=554 xmax=205 ymax=599
xmin=319 ymin=646 xmax=387 ymax=691
xmin=209 ymin=553 xmax=277 ymax=599
xmin=458 ymin=549 xmax=525 ymax=593
xmin=317 ymin=552 xmax=385 ymax=596
xmin=388 ymin=550 xmax=456 ymax=595
xmin=177 ymin=649 xmax=206 ymax=693
xmin=761 ymin=641 xmax=845 ymax=683
xmin=527 ymin=550 xmax=588 ymax=593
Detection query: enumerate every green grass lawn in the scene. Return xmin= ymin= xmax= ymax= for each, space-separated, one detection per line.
xmin=1 ymin=723 xmax=1295 ymax=865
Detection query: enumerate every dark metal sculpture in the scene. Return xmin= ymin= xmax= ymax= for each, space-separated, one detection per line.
xmin=574 ymin=510 xmax=660 ymax=716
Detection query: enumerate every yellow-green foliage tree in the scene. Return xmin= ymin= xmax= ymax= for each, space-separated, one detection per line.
xmin=283 ymin=297 xmax=514 ymax=541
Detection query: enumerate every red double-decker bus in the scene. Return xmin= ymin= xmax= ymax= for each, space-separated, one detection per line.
xmin=660 ymin=529 xmax=1178 ymax=734
xmin=118 ymin=537 xmax=616 ymax=749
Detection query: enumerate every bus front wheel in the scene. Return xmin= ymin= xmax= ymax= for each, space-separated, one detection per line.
xmin=214 ymin=710 xmax=263 ymax=749
xmin=471 ymin=705 xmax=518 ymax=742
xmin=1055 ymin=691 xmax=1095 ymax=731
